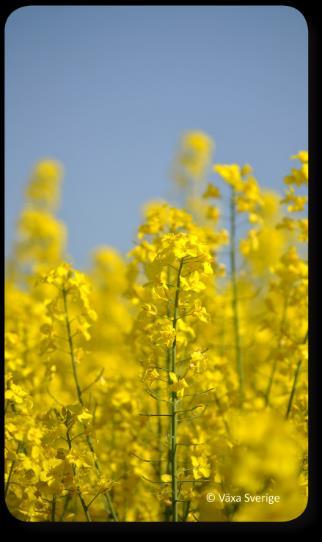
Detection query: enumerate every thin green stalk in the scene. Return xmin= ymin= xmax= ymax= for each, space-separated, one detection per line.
xmin=285 ymin=328 xmax=307 ymax=419
xmin=264 ymin=357 xmax=278 ymax=407
xmin=169 ymin=258 xmax=184 ymax=522
xmin=51 ymin=496 xmax=56 ymax=522
xmin=229 ymin=188 xmax=244 ymax=406
xmin=62 ymin=288 xmax=83 ymax=406
xmin=182 ymin=451 xmax=191 ymax=521
xmin=264 ymin=294 xmax=289 ymax=407
xmin=285 ymin=359 xmax=302 ymax=419
xmin=78 ymin=492 xmax=92 ymax=522
xmin=5 ymin=458 xmax=16 ymax=499
xmin=156 ymin=385 xmax=163 ymax=481
xmin=5 ymin=442 xmax=21 ymax=498
xmin=60 ymin=494 xmax=71 ymax=521
xmin=182 ymin=499 xmax=191 ymax=522
xmin=66 ymin=425 xmax=92 ymax=522
xmin=84 ymin=432 xmax=118 ymax=521
xmin=164 ymin=350 xmax=172 ymax=522
xmin=62 ymin=288 xmax=118 ymax=522
xmin=170 ymin=381 xmax=178 ymax=523
xmin=164 ymin=265 xmax=173 ymax=522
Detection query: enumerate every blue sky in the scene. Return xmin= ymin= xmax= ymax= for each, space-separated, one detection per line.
xmin=5 ymin=6 xmax=308 ymax=268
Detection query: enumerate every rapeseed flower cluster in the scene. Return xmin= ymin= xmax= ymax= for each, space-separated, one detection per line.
xmin=5 ymin=134 xmax=308 ymax=522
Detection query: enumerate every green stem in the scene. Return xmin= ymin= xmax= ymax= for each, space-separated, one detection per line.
xmin=264 ymin=357 xmax=278 ymax=407
xmin=264 ymin=294 xmax=288 ymax=407
xmin=5 ymin=442 xmax=21 ymax=498
xmin=60 ymin=494 xmax=71 ymax=521
xmin=62 ymin=288 xmax=83 ymax=406
xmin=182 ymin=499 xmax=191 ymax=522
xmin=156 ymin=385 xmax=163 ymax=481
xmin=164 ymin=265 xmax=173 ymax=522
xmin=85 ymin=432 xmax=118 ymax=521
xmin=164 ymin=349 xmax=172 ymax=522
xmin=284 ymin=328 xmax=307 ymax=419
xmin=66 ymin=426 xmax=92 ymax=522
xmin=86 ymin=490 xmax=105 ymax=512
xmin=78 ymin=492 xmax=92 ymax=522
xmin=285 ymin=359 xmax=302 ymax=419
xmin=62 ymin=288 xmax=118 ymax=522
xmin=229 ymin=188 xmax=244 ymax=406
xmin=5 ymin=459 xmax=16 ymax=499
xmin=51 ymin=496 xmax=56 ymax=522
xmin=169 ymin=258 xmax=184 ymax=522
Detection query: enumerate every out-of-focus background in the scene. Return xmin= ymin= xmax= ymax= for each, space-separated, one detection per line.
xmin=5 ymin=6 xmax=307 ymax=267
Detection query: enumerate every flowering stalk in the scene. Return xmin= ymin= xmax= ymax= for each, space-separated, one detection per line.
xmin=285 ymin=329 xmax=307 ymax=419
xmin=65 ymin=423 xmax=92 ymax=522
xmin=264 ymin=295 xmax=288 ymax=407
xmin=62 ymin=286 xmax=118 ymax=522
xmin=155 ymin=386 xmax=163 ymax=481
xmin=285 ymin=359 xmax=302 ymax=420
xmin=229 ymin=187 xmax=244 ymax=406
xmin=62 ymin=288 xmax=83 ymax=404
xmin=5 ymin=441 xmax=22 ymax=499
xmin=169 ymin=258 xmax=184 ymax=522
xmin=51 ymin=496 xmax=56 ymax=522
xmin=5 ymin=459 xmax=16 ymax=499
xmin=60 ymin=494 xmax=72 ymax=522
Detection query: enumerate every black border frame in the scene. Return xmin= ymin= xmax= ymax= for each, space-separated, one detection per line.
xmin=1 ymin=1 xmax=318 ymax=533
